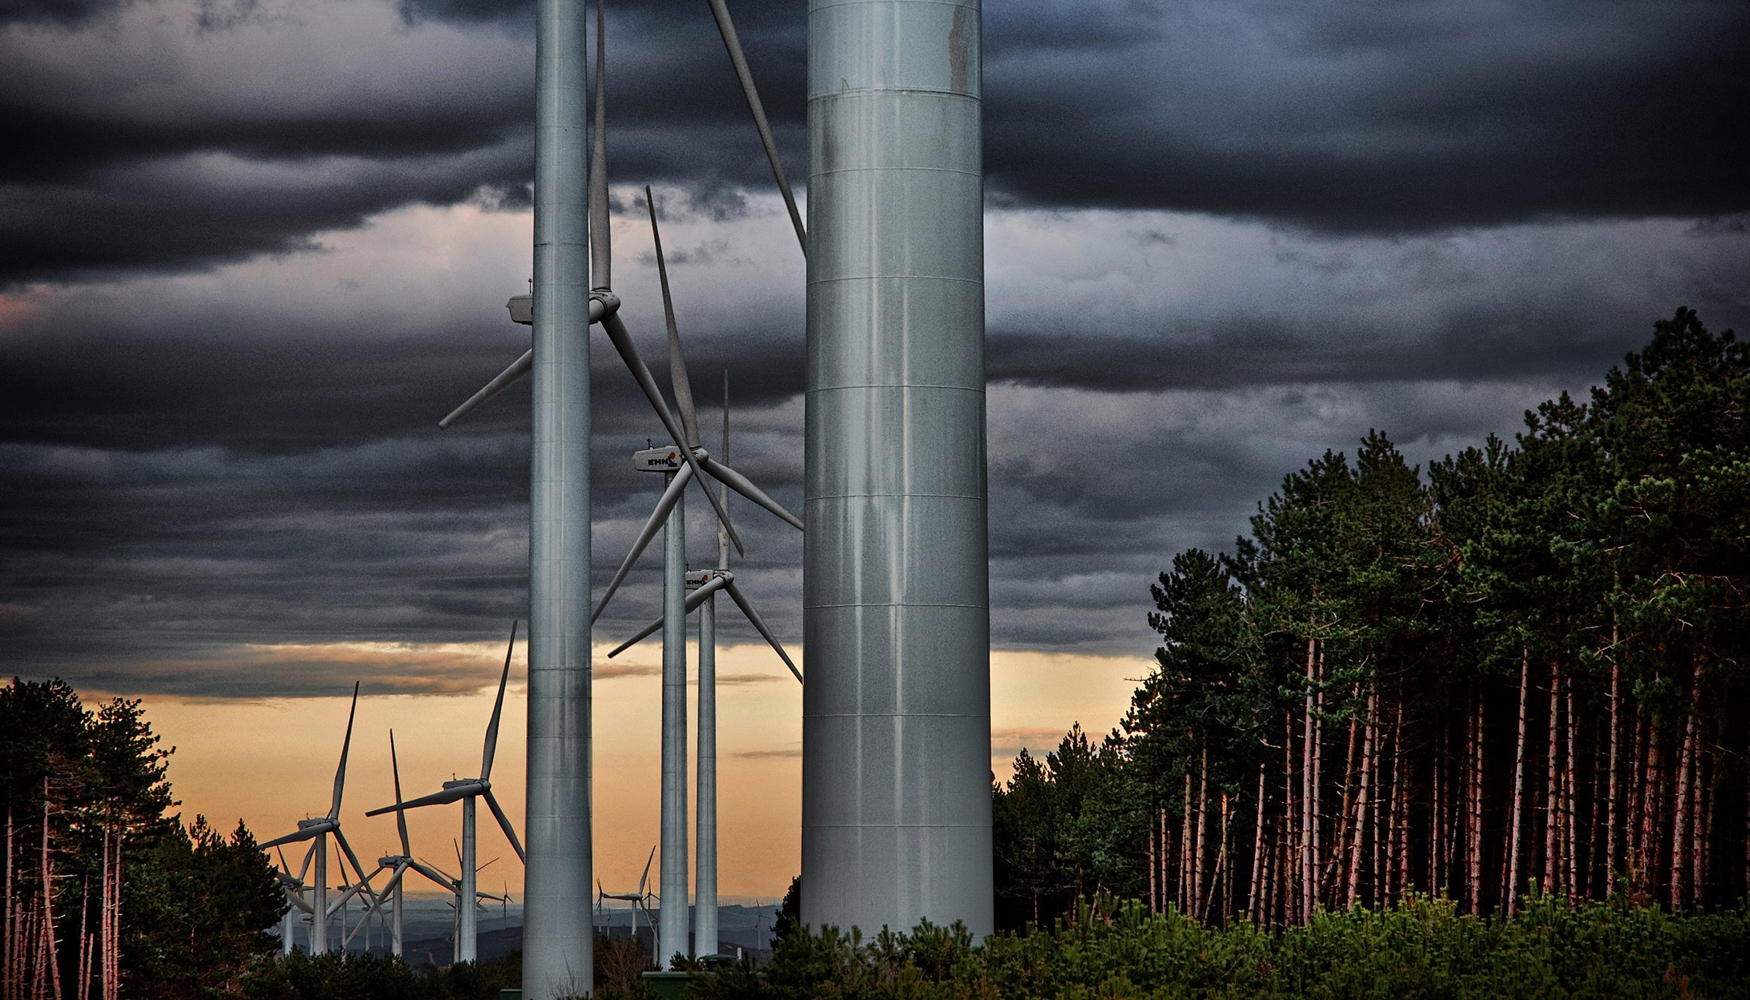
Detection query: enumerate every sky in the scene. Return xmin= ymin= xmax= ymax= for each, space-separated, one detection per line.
xmin=2 ymin=0 xmax=1746 ymax=899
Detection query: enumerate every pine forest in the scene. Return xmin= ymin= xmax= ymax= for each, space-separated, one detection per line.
xmin=993 ymin=307 xmax=1750 ymax=930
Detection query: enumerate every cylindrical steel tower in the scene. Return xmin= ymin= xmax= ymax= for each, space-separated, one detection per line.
xmin=801 ymin=0 xmax=993 ymax=937
xmin=695 ymin=590 xmax=718 ymax=955
xmin=459 ymin=796 xmax=478 ymax=962
xmin=660 ymin=477 xmax=690 ymax=960
xmin=524 ymin=0 xmax=593 ymax=992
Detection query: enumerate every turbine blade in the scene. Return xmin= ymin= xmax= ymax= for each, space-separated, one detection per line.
xmin=639 ymin=844 xmax=655 ymax=893
xmin=298 ymin=841 xmax=316 ymax=881
xmin=258 ymin=826 xmax=322 ymax=851
xmin=333 ymin=829 xmax=376 ymax=893
xmin=702 ymin=0 xmax=806 ymax=254
xmin=599 ymin=310 xmax=744 ymax=555
xmin=440 ymin=292 xmax=609 ymax=429
xmin=330 ymin=681 xmax=360 ymax=821
xmin=333 ymin=863 xmax=387 ymax=921
xmin=410 ymin=859 xmax=457 ymax=891
xmin=592 ymin=462 xmax=693 ymax=624
xmin=605 ymin=575 xmax=726 ymax=658
xmin=438 ymin=349 xmax=532 ymax=430
xmin=483 ymin=789 xmax=526 ymax=864
xmin=720 ymin=370 xmax=731 ymax=569
xmin=698 ymin=454 xmax=804 ymax=531
xmin=589 ymin=0 xmax=610 ymax=290
xmin=366 ymin=785 xmax=468 ymax=816
xmin=389 ymin=730 xmax=410 ymax=856
xmin=482 ymin=620 xmax=516 ymax=781
xmin=647 ymin=186 xmax=699 ymax=450
xmin=724 ymin=579 xmax=804 ymax=684
xmin=284 ymin=886 xmax=316 ymax=915
xmin=352 ymin=865 xmax=407 ymax=937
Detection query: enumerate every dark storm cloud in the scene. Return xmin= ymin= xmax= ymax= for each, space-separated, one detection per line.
xmin=5 ymin=0 xmax=1750 ymax=700
xmin=0 ymin=0 xmax=131 ymax=25
xmin=0 ymin=142 xmax=531 ymax=285
xmin=4 ymin=0 xmax=1746 ymax=285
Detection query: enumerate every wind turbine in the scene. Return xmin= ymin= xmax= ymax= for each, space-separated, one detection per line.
xmin=587 ymin=190 xmax=803 ymax=962
xmin=348 ymin=730 xmax=456 ymax=958
xmin=258 ymin=683 xmax=378 ymax=955
xmin=607 ymin=372 xmax=803 ymax=956
xmin=366 ymin=623 xmax=526 ymax=964
xmin=273 ymin=846 xmax=307 ymax=956
xmin=428 ymin=6 xmax=802 ymax=986
xmin=597 ymin=846 xmax=657 ymax=958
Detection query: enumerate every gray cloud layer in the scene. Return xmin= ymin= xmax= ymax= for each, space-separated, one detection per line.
xmin=2 ymin=0 xmax=1744 ymax=285
xmin=3 ymin=0 xmax=1748 ymax=697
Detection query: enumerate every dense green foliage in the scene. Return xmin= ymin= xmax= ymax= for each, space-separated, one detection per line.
xmin=691 ymin=895 xmax=1750 ymax=1000
xmin=1 ymin=677 xmax=286 ymax=998
xmin=239 ymin=936 xmax=659 ymax=1000
xmin=993 ymin=308 xmax=1750 ymax=930
xmin=241 ymin=949 xmax=522 ymax=1000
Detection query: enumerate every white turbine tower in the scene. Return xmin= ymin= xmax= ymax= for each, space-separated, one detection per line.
xmin=273 ymin=847 xmax=305 ymax=956
xmin=259 ymin=683 xmax=378 ymax=956
xmin=349 ymin=731 xmax=459 ymax=957
xmin=802 ymin=0 xmax=994 ymax=936
xmin=366 ymin=623 xmax=526 ymax=964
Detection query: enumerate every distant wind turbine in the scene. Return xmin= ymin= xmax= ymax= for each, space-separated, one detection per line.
xmin=595 ymin=189 xmax=803 ymax=961
xmin=597 ymin=847 xmax=659 ymax=962
xmin=366 ymin=623 xmax=525 ymax=964
xmin=348 ymin=730 xmax=457 ymax=957
xmin=258 ymin=682 xmax=377 ymax=956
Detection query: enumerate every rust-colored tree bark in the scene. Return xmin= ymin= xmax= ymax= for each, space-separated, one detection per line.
xmin=1505 ymin=648 xmax=1530 ymax=913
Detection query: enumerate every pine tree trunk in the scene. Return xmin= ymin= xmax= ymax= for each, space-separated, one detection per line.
xmin=1302 ymin=639 xmax=1317 ymax=921
xmin=1365 ymin=690 xmax=1381 ymax=904
xmin=1249 ymin=761 xmax=1266 ymax=923
xmin=1431 ymin=728 xmax=1443 ymax=898
xmin=1506 ymin=648 xmax=1530 ymax=913
xmin=1181 ymin=771 xmax=1193 ymax=913
xmin=1694 ymin=750 xmax=1710 ymax=908
xmin=1468 ymin=692 xmax=1485 ymax=912
xmin=41 ymin=784 xmax=61 ymax=1000
xmin=1606 ymin=640 xmax=1621 ymax=890
xmin=1624 ymin=707 xmax=1638 ymax=879
xmin=1391 ymin=703 xmax=1408 ymax=903
xmin=76 ymin=885 xmax=88 ymax=1000
xmin=1589 ymin=724 xmax=1606 ymax=897
xmin=1147 ymin=781 xmax=1158 ymax=913
xmin=1672 ymin=656 xmax=1700 ymax=910
xmin=1643 ymin=720 xmax=1663 ymax=901
xmin=1335 ymin=687 xmax=1361 ymax=899
xmin=1544 ymin=657 xmax=1561 ymax=895
xmin=1205 ymin=793 xmax=1230 ymax=924
xmin=5 ymin=808 xmax=14 ymax=1000
xmin=1284 ymin=708 xmax=1296 ymax=925
xmin=1163 ymin=807 xmax=1172 ymax=912
xmin=1575 ymin=679 xmax=1589 ymax=896
xmin=1195 ymin=748 xmax=1210 ymax=920
xmin=1345 ymin=684 xmax=1376 ymax=908
xmin=1313 ymin=643 xmax=1326 ymax=910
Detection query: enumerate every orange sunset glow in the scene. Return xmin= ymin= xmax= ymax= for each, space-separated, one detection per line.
xmin=116 ymin=642 xmax=1147 ymax=901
